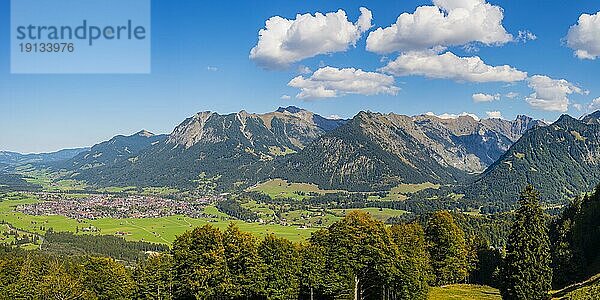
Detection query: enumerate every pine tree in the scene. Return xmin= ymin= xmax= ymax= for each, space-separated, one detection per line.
xmin=550 ymin=195 xmax=584 ymax=288
xmin=501 ymin=185 xmax=552 ymax=300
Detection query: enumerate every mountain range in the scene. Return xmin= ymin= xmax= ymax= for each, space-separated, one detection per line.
xmin=462 ymin=113 xmax=600 ymax=203
xmin=0 ymin=148 xmax=89 ymax=167
xmin=266 ymin=111 xmax=545 ymax=191
xmin=5 ymin=106 xmax=600 ymax=205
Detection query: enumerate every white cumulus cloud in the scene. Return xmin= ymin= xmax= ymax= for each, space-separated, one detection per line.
xmin=505 ymin=92 xmax=519 ymax=99
xmin=525 ymin=75 xmax=585 ymax=112
xmin=250 ymin=8 xmax=372 ymax=69
xmin=288 ymin=66 xmax=400 ymax=99
xmin=366 ymin=0 xmax=512 ymax=54
xmin=380 ymin=50 xmax=527 ymax=83
xmin=425 ymin=111 xmax=480 ymax=121
xmin=280 ymin=95 xmax=291 ymax=100
xmin=588 ymin=97 xmax=600 ymax=111
xmin=567 ymin=12 xmax=600 ymax=60
xmin=516 ymin=30 xmax=537 ymax=43
xmin=472 ymin=93 xmax=500 ymax=102
xmin=486 ymin=111 xmax=504 ymax=119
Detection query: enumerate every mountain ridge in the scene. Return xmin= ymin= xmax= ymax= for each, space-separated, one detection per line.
xmin=462 ymin=113 xmax=600 ymax=203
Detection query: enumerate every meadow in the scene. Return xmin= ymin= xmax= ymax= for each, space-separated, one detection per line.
xmin=428 ymin=284 xmax=501 ymax=300
xmin=248 ymin=178 xmax=341 ymax=200
xmin=249 ymin=178 xmax=441 ymax=201
xmin=0 ymin=193 xmax=317 ymax=246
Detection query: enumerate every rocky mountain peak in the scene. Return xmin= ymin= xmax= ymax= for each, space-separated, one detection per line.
xmin=554 ymin=114 xmax=580 ymax=127
xmin=276 ymin=106 xmax=304 ymax=114
xmin=134 ymin=130 xmax=154 ymax=137
xmin=582 ymin=110 xmax=600 ymax=125
xmin=515 ymin=114 xmax=533 ymax=122
xmin=167 ymin=111 xmax=217 ymax=148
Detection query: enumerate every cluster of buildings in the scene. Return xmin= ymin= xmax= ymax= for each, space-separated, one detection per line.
xmin=19 ymin=193 xmax=213 ymax=219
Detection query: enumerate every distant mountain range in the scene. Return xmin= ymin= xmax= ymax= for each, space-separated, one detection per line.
xmin=5 ymin=106 xmax=600 ymax=205
xmin=266 ymin=111 xmax=545 ymax=191
xmin=60 ymin=130 xmax=167 ymax=173
xmin=0 ymin=148 xmax=89 ymax=167
xmin=463 ymin=113 xmax=600 ymax=203
xmin=59 ymin=107 xmax=346 ymax=190
xmin=50 ymin=106 xmax=545 ymax=192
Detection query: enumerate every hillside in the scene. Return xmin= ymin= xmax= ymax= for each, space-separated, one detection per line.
xmin=0 ymin=148 xmax=89 ymax=167
xmin=463 ymin=115 xmax=600 ymax=204
xmin=44 ymin=107 xmax=548 ymax=192
xmin=268 ymin=112 xmax=544 ymax=191
xmin=59 ymin=130 xmax=167 ymax=172
xmin=69 ymin=107 xmax=345 ymax=190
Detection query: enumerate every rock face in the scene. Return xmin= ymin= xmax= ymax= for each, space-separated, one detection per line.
xmin=582 ymin=110 xmax=600 ymax=125
xmin=165 ymin=106 xmax=346 ymax=156
xmin=463 ymin=114 xmax=600 ymax=203
xmin=270 ymin=112 xmax=545 ymax=191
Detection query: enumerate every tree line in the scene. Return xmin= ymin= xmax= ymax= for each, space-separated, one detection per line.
xmin=2 ymin=185 xmax=600 ymax=299
xmin=0 ymin=210 xmax=481 ymax=299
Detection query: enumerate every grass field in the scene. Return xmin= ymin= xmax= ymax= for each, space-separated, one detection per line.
xmin=330 ymin=207 xmax=408 ymax=222
xmin=250 ymin=179 xmax=441 ymax=202
xmin=248 ymin=179 xmax=341 ymax=200
xmin=551 ymin=273 xmax=600 ymax=299
xmin=17 ymin=168 xmax=89 ymax=192
xmin=428 ymin=284 xmax=501 ymax=300
xmin=0 ymin=220 xmax=40 ymax=250
xmin=381 ymin=182 xmax=441 ymax=200
xmin=0 ymin=193 xmax=316 ymax=245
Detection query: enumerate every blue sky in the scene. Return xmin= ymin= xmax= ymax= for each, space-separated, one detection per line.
xmin=1 ymin=0 xmax=600 ymax=153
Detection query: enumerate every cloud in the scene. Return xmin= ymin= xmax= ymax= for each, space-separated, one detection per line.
xmin=280 ymin=95 xmax=291 ymax=100
xmin=288 ymin=66 xmax=400 ymax=99
xmin=366 ymin=0 xmax=512 ymax=54
xmin=425 ymin=111 xmax=480 ymax=121
xmin=327 ymin=114 xmax=343 ymax=120
xmin=462 ymin=44 xmax=480 ymax=53
xmin=525 ymin=75 xmax=585 ymax=112
xmin=589 ymin=97 xmax=600 ymax=111
xmin=250 ymin=8 xmax=372 ymax=69
xmin=505 ymin=92 xmax=519 ymax=99
xmin=472 ymin=93 xmax=500 ymax=102
xmin=567 ymin=12 xmax=600 ymax=60
xmin=486 ymin=111 xmax=504 ymax=119
xmin=297 ymin=65 xmax=312 ymax=74
xmin=206 ymin=66 xmax=218 ymax=71
xmin=380 ymin=50 xmax=527 ymax=82
xmin=516 ymin=30 xmax=537 ymax=43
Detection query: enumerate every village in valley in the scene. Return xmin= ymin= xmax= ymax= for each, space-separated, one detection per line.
xmin=17 ymin=192 xmax=216 ymax=219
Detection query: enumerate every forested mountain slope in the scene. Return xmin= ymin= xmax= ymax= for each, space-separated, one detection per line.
xmin=68 ymin=107 xmax=345 ymax=189
xmin=267 ymin=112 xmax=544 ymax=191
xmin=463 ymin=115 xmax=600 ymax=203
